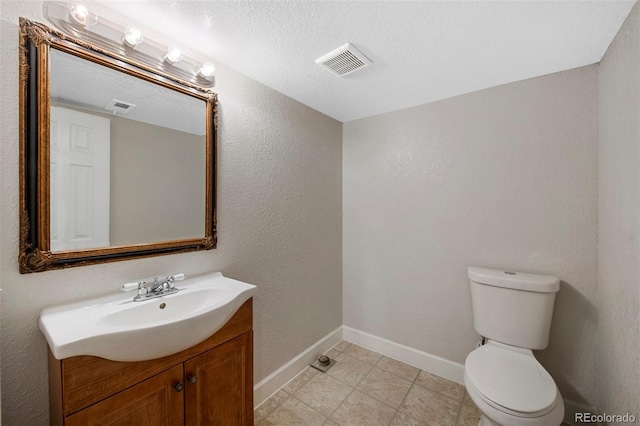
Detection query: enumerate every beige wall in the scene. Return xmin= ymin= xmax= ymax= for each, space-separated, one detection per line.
xmin=343 ymin=66 xmax=599 ymax=406
xmin=597 ymin=1 xmax=640 ymax=419
xmin=0 ymin=3 xmax=343 ymax=425
xmin=109 ymin=115 xmax=206 ymax=245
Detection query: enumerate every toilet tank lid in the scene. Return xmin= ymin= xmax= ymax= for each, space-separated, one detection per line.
xmin=468 ymin=267 xmax=559 ymax=293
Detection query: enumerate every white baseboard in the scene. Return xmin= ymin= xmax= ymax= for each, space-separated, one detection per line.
xmin=253 ymin=326 xmax=343 ymax=407
xmin=342 ymin=326 xmax=465 ymax=384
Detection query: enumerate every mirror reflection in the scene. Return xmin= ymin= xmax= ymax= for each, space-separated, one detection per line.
xmin=49 ymin=48 xmax=206 ymax=252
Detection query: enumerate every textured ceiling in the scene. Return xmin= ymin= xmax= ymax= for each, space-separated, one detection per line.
xmin=101 ymin=1 xmax=635 ymax=122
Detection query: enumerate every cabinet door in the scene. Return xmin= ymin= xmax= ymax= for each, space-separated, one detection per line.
xmin=65 ymin=364 xmax=184 ymax=426
xmin=185 ymin=332 xmax=253 ymax=426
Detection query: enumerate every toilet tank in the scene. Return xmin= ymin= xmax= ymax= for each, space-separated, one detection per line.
xmin=468 ymin=267 xmax=560 ymax=350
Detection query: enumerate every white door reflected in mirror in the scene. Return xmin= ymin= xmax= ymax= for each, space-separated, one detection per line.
xmin=50 ymin=106 xmax=110 ymax=251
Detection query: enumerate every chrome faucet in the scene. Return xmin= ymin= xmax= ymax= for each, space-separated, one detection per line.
xmin=149 ymin=277 xmax=164 ymax=293
xmin=120 ymin=273 xmax=186 ymax=301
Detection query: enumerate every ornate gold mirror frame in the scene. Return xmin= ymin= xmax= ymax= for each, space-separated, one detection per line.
xmin=19 ymin=19 xmax=217 ymax=273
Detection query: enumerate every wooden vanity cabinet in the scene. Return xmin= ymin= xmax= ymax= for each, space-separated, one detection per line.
xmin=48 ymin=299 xmax=254 ymax=426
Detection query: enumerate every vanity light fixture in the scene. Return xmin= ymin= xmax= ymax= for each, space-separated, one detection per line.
xmin=43 ymin=1 xmax=216 ymax=88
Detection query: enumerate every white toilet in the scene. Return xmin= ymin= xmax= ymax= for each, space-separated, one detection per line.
xmin=464 ymin=267 xmax=565 ymax=426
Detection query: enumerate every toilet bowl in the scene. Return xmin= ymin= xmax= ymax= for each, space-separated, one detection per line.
xmin=464 ymin=341 xmax=564 ymax=426
xmin=465 ymin=267 xmax=564 ymax=426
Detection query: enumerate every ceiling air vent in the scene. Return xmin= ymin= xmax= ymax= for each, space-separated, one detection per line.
xmin=104 ymin=99 xmax=136 ymax=115
xmin=315 ymin=43 xmax=372 ymax=77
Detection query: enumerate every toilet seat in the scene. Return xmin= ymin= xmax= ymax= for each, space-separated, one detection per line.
xmin=465 ymin=341 xmax=558 ymax=417
xmin=464 ymin=373 xmax=564 ymax=426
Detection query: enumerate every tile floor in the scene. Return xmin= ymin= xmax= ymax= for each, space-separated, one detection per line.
xmin=254 ymin=340 xmax=481 ymax=425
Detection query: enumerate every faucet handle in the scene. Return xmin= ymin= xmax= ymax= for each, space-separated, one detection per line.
xmin=121 ymin=281 xmax=149 ymax=300
xmin=121 ymin=281 xmax=145 ymax=292
xmin=169 ymin=273 xmax=186 ymax=282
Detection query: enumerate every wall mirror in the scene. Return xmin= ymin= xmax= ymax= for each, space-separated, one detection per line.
xmin=19 ymin=19 xmax=217 ymax=273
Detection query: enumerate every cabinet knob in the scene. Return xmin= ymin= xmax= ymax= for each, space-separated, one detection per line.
xmin=189 ymin=375 xmax=198 ymax=384
xmin=175 ymin=383 xmax=184 ymax=392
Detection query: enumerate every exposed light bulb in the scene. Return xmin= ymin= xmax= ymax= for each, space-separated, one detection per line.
xmin=164 ymin=47 xmax=184 ymax=64
xmin=123 ymin=26 xmax=144 ymax=47
xmin=198 ymin=63 xmax=216 ymax=78
xmin=68 ymin=3 xmax=98 ymax=27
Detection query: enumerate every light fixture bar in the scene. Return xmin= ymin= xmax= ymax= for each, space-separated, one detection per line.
xmin=43 ymin=1 xmax=215 ymax=88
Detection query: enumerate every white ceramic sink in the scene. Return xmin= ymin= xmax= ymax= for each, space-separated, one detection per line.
xmin=39 ymin=272 xmax=256 ymax=362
